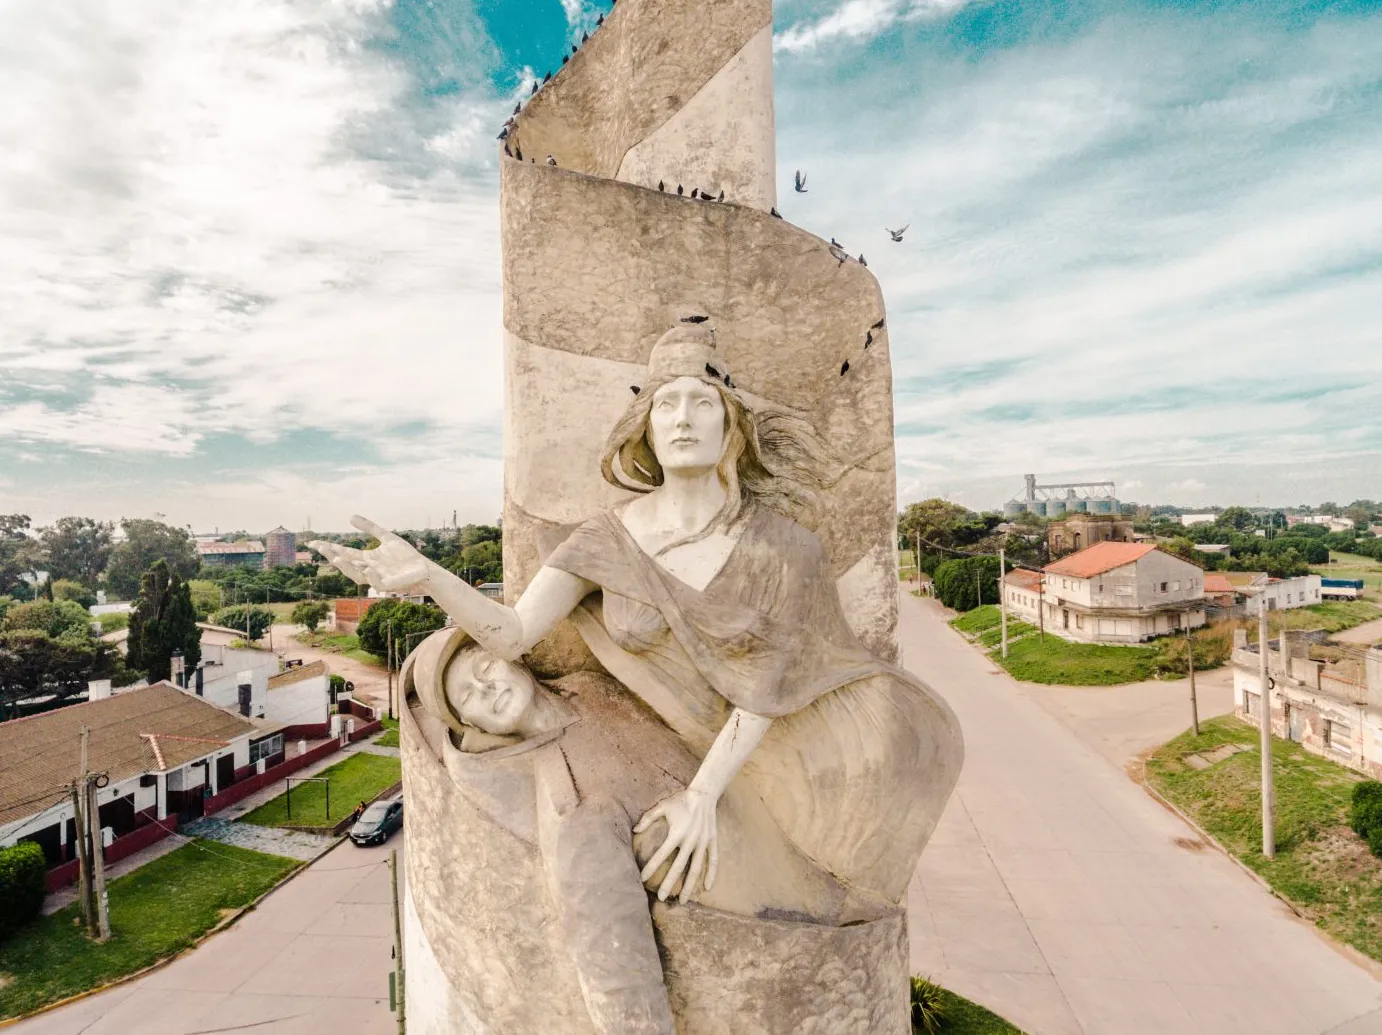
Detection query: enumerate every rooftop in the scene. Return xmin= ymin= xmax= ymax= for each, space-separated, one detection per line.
xmin=1004 ymin=569 xmax=1043 ymax=591
xmin=198 ymin=540 xmax=265 ymax=555
xmin=268 ymin=659 xmax=328 ymax=690
xmin=1203 ymin=573 xmax=1236 ymax=595
xmin=0 ymin=683 xmax=257 ymax=825
xmin=1044 ymin=541 xmax=1158 ymax=579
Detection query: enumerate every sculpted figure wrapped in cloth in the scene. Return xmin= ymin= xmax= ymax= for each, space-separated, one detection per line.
xmin=312 ymin=317 xmax=963 ymax=1035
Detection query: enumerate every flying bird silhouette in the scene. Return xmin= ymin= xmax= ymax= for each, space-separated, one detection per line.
xmin=887 ymin=224 xmax=910 ymax=243
xmin=793 ymin=170 xmax=808 ymax=193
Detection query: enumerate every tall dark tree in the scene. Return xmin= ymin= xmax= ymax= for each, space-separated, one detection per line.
xmin=105 ymin=519 xmax=200 ymax=600
xmin=39 ymin=516 xmax=115 ymax=587
xmin=0 ymin=515 xmax=38 ymax=598
xmin=126 ymin=561 xmax=202 ymax=683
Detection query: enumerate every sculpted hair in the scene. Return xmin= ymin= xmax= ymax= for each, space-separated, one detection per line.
xmin=599 ymin=374 xmax=839 ymax=553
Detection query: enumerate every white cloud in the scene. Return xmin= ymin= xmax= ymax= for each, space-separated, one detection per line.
xmin=775 ymin=0 xmax=980 ymax=54
xmin=0 ymin=0 xmax=507 ymax=468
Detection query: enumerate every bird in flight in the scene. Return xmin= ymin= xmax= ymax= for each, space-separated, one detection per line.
xmin=794 ymin=170 xmax=809 ymax=193
xmin=887 ymin=225 xmax=909 ymax=243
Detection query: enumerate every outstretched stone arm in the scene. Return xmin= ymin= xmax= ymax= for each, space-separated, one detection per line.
xmin=310 ymin=515 xmax=594 ymax=661
xmin=636 ymin=707 xmax=772 ymax=902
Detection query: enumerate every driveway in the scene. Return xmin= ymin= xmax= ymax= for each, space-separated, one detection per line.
xmin=9 ymin=839 xmax=403 ymax=1035
xmin=902 ymin=594 xmax=1382 ymax=1035
xmin=1333 ymin=616 xmax=1382 ymax=647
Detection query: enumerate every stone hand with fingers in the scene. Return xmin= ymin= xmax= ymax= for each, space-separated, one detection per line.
xmin=635 ymin=787 xmax=720 ymax=903
xmin=309 ymin=515 xmax=435 ymax=596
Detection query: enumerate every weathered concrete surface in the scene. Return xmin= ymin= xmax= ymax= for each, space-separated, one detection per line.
xmin=9 ymin=839 xmax=399 ymax=1035
xmin=902 ymin=594 xmax=1382 ymax=1035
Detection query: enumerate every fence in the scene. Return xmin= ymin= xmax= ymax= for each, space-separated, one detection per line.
xmin=202 ymin=738 xmax=342 ymax=814
xmin=43 ymin=814 xmax=182 ymax=892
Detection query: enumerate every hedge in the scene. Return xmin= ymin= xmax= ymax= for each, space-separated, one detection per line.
xmin=0 ymin=842 xmax=46 ymax=942
xmin=1351 ymin=781 xmax=1382 ymax=857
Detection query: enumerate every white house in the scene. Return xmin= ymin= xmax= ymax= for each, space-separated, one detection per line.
xmin=265 ymin=660 xmax=332 ymax=728
xmin=1007 ymin=542 xmax=1207 ymax=644
xmin=0 ymin=683 xmax=269 ymax=874
xmin=1180 ymin=514 xmax=1218 ymax=527
xmin=1242 ymin=574 xmax=1323 ymax=615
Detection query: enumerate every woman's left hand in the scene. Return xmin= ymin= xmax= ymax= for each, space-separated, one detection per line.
xmin=634 ymin=788 xmax=719 ymax=902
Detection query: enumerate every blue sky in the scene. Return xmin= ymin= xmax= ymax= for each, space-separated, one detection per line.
xmin=1 ymin=0 xmax=1379 ymax=532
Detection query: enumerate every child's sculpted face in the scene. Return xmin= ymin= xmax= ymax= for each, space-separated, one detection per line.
xmin=444 ymin=649 xmax=537 ymax=736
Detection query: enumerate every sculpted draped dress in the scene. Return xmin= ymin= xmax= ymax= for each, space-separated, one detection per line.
xmin=545 ymin=502 xmax=962 ymax=905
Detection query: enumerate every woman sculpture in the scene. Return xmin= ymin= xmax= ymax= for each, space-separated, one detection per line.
xmin=313 ymin=318 xmax=962 ymax=1031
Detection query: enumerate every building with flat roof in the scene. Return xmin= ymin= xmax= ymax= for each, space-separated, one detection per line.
xmin=198 ymin=540 xmax=265 ymax=569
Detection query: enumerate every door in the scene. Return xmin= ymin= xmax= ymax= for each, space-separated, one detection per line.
xmin=217 ymin=754 xmax=235 ymax=793
xmin=1286 ymin=704 xmax=1303 ymax=743
xmin=1061 ymin=609 xmax=1070 ymax=630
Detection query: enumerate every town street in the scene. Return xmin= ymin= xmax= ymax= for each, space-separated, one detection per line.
xmin=8 ymin=839 xmax=400 ymax=1035
xmin=902 ymin=593 xmax=1382 ymax=1035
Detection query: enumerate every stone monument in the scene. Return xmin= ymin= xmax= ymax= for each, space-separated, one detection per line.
xmin=311 ymin=1 xmax=963 ymax=1031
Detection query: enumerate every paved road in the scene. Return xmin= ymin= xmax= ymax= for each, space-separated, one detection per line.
xmin=902 ymin=594 xmax=1382 ymax=1035
xmin=11 ymin=839 xmax=401 ymax=1035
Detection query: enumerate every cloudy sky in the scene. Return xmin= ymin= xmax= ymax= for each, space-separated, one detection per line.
xmin=2 ymin=0 xmax=1379 ymax=533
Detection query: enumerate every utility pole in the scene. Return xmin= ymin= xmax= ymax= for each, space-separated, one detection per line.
xmin=87 ymin=774 xmax=111 ymax=941
xmin=998 ymin=549 xmax=1009 ymax=658
xmin=70 ymin=772 xmax=93 ymax=933
xmin=1037 ymin=572 xmax=1046 ymax=642
xmin=1257 ymin=601 xmax=1276 ymax=860
xmin=390 ymin=848 xmax=406 ymax=1034
xmin=1184 ymin=617 xmax=1199 ymax=736
xmin=387 ymin=619 xmax=395 ymax=721
xmin=975 ymin=568 xmax=983 ymax=611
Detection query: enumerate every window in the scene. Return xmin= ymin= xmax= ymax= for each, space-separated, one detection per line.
xmin=1324 ymin=720 xmax=1351 ymax=756
xmin=1171 ymin=580 xmax=1181 ymax=592
xmin=1075 ymin=614 xmax=1085 ymax=629
xmin=1245 ymin=692 xmax=1260 ymax=718
xmin=249 ymin=734 xmax=284 ymax=764
xmin=1160 ymin=582 xmax=1168 ymax=593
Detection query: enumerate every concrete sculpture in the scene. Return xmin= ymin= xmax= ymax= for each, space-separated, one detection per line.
xmin=312 ymin=1 xmax=963 ymax=1031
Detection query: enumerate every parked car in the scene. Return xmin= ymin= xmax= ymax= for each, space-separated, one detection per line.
xmin=349 ymin=797 xmax=403 ymax=846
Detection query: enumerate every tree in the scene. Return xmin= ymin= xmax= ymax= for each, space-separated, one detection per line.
xmin=51 ymin=579 xmax=97 ymax=609
xmin=447 ymin=540 xmax=504 ymax=585
xmin=105 ymin=519 xmax=199 ymax=600
xmin=0 ymin=515 xmax=40 ymax=599
xmin=291 ymin=600 xmax=330 ymax=632
xmin=1217 ymin=506 xmax=1255 ymax=531
xmin=357 ymin=598 xmax=447 ymax=662
xmin=38 ymin=517 xmax=114 ymax=587
xmin=126 ymin=561 xmax=203 ymax=683
xmin=314 ymin=569 xmax=356 ymax=598
xmin=898 ymin=499 xmax=1002 ymax=577
xmin=1 ymin=599 xmax=93 ymax=639
xmin=0 ymin=630 xmax=125 ymax=719
xmin=932 ymin=557 xmax=1001 ymax=612
xmin=213 ymin=606 xmax=275 ymax=643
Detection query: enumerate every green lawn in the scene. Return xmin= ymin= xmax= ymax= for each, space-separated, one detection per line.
xmin=0 ymin=841 xmax=298 ymax=1020
xmin=1279 ymin=599 xmax=1382 ymax=635
xmin=239 ymin=753 xmax=402 ymax=828
xmin=375 ymin=716 xmax=399 ymax=748
xmin=1147 ymin=715 xmax=1382 ymax=963
xmin=993 ymin=633 xmax=1156 ymax=685
xmin=1313 ymin=551 xmax=1382 ymax=600
xmin=933 ymin=985 xmax=1026 ymax=1033
xmin=950 ymin=604 xmax=1004 ymax=636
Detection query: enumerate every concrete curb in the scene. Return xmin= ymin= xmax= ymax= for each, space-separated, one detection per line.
xmin=0 ymin=835 xmax=346 ymax=1028
xmin=1139 ymin=778 xmax=1382 ymax=980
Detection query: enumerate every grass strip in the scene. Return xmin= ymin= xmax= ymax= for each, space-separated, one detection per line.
xmin=0 ymin=840 xmax=298 ymax=1020
xmin=238 ymin=752 xmax=401 ymax=829
xmin=1147 ymin=715 xmax=1382 ymax=962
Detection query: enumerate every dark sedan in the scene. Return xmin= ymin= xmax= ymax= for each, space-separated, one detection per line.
xmin=349 ymin=798 xmax=403 ymax=846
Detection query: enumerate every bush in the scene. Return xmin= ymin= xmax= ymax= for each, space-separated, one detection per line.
xmin=95 ymin=612 xmax=129 ymax=633
xmin=357 ymin=597 xmax=447 ymax=661
xmin=1150 ymin=626 xmax=1233 ymax=677
xmin=1 ymin=599 xmax=92 ymax=639
xmin=0 ymin=842 xmax=46 ymax=942
xmin=213 ymin=606 xmax=274 ymax=642
xmin=290 ymin=600 xmax=330 ymax=633
xmin=1350 ymin=781 xmax=1382 ymax=846
xmin=909 ymin=976 xmax=947 ymax=1034
xmin=50 ymin=580 xmax=96 ymax=609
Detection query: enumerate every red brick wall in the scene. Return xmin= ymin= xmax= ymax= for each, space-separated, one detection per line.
xmin=44 ymin=814 xmax=181 ymax=891
xmin=202 ymin=739 xmax=342 ymax=815
xmin=333 ymin=598 xmax=376 ymax=624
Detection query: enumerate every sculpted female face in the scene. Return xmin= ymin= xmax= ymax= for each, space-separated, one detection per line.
xmin=444 ymin=649 xmax=536 ymax=735
xmin=648 ymin=376 xmax=726 ymax=472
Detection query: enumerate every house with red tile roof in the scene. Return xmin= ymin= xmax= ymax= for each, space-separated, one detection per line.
xmin=1005 ymin=541 xmax=1208 ymax=644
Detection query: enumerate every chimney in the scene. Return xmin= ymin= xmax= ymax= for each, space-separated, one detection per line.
xmin=170 ymin=649 xmax=185 ymax=688
xmin=88 ymin=679 xmax=113 ymax=702
xmin=195 ymin=665 xmax=204 ymax=697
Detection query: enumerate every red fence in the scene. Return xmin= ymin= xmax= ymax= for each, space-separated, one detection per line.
xmin=44 ymin=814 xmax=182 ymax=892
xmin=282 ymin=722 xmax=332 ymax=741
xmin=348 ymin=719 xmax=383 ymax=742
xmin=339 ymin=698 xmax=378 ymax=721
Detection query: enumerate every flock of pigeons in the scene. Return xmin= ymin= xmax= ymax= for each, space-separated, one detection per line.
xmin=494 ymin=7 xmax=901 ymax=378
